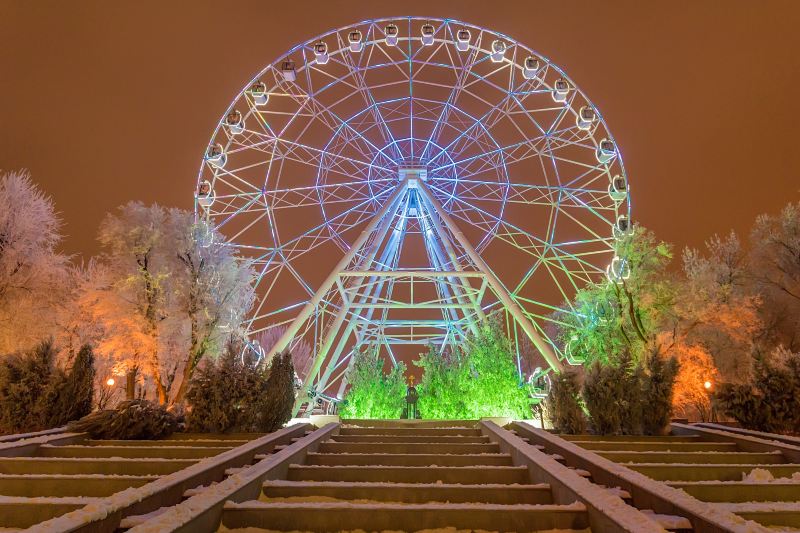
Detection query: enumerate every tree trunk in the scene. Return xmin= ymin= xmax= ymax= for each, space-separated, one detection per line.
xmin=126 ymin=366 xmax=138 ymax=400
xmin=172 ymin=354 xmax=197 ymax=407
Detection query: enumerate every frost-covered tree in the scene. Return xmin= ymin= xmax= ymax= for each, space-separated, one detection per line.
xmin=255 ymin=325 xmax=313 ymax=379
xmin=86 ymin=203 xmax=254 ymax=405
xmin=674 ymin=232 xmax=762 ymax=382
xmin=93 ymin=202 xmax=173 ymax=403
xmin=667 ymin=340 xmax=719 ymax=421
xmin=167 ymin=210 xmax=255 ymax=405
xmin=0 ymin=171 xmax=68 ymax=354
xmin=749 ymin=201 xmax=800 ymax=351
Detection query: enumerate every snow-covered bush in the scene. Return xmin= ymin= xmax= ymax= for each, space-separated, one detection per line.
xmin=641 ymin=351 xmax=679 ymax=435
xmin=340 ymin=348 xmax=407 ymax=419
xmin=68 ymin=399 xmax=179 ymax=439
xmin=40 ymin=344 xmax=96 ymax=429
xmin=185 ymin=339 xmax=295 ymax=432
xmin=259 ymin=350 xmax=296 ymax=432
xmin=545 ymin=371 xmax=586 ymax=434
xmin=714 ymin=347 xmax=800 ymax=433
xmin=582 ymin=350 xmax=678 ymax=435
xmin=0 ymin=340 xmax=95 ymax=434
xmin=582 ymin=360 xmax=628 ymax=435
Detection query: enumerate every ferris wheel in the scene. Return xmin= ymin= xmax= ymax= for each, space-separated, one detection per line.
xmin=195 ymin=17 xmax=631 ymax=405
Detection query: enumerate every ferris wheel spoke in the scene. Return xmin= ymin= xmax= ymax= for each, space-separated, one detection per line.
xmin=277 ymin=76 xmax=391 ymax=166
xmin=274 ymin=187 xmax=394 ymax=263
xmin=336 ymin=28 xmax=405 ymax=162
xmin=429 ymin=176 xmax=613 ymax=212
xmin=428 ymin=183 xmax=551 ymax=256
xmin=265 ymin=178 xmax=395 ymax=210
xmin=425 ymin=73 xmax=543 ymax=168
xmin=419 ymin=24 xmax=484 ymax=163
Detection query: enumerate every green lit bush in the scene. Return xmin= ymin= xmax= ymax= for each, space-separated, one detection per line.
xmin=415 ymin=345 xmax=470 ymax=419
xmin=415 ymin=321 xmax=533 ymax=420
xmin=339 ymin=349 xmax=407 ymax=419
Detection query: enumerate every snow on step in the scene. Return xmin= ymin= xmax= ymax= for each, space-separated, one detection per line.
xmin=576 ymin=440 xmax=739 ymax=452
xmin=640 ymin=509 xmax=693 ymax=530
xmin=221 ymin=500 xmax=590 ymax=532
xmin=37 ymin=444 xmax=230 ymax=459
xmin=332 ymin=434 xmax=490 ymax=444
xmin=261 ymin=480 xmax=554 ymax=505
xmin=83 ymin=438 xmax=247 ymax=448
xmin=667 ymin=481 xmax=800 ymax=503
xmin=338 ymin=427 xmax=482 ymax=437
xmin=304 ymin=451 xmax=513 ymax=467
xmin=629 ymin=463 xmax=800 ymax=482
xmin=0 ymin=496 xmax=102 ymax=529
xmin=319 ymin=440 xmax=501 ymax=455
xmin=286 ymin=464 xmax=529 ymax=484
xmin=0 ymin=473 xmax=157 ymax=497
xmin=0 ymin=456 xmax=196 ymax=476
xmin=597 ymin=450 xmax=785 ymax=465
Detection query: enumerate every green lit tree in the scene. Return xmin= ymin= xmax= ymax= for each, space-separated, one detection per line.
xmin=556 ymin=226 xmax=675 ymax=365
xmin=462 ymin=322 xmax=533 ymax=418
xmin=414 ymin=345 xmax=470 ymax=419
xmin=415 ymin=321 xmax=532 ymax=419
xmin=339 ymin=349 xmax=406 ymax=419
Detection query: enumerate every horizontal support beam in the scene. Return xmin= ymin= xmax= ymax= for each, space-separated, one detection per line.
xmin=340 ymin=270 xmax=484 ymax=278
xmin=349 ymin=303 xmax=477 ymax=310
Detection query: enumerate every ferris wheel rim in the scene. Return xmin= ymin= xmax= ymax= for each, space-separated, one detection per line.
xmin=195 ymin=16 xmax=629 ymax=205
xmin=194 ymin=16 xmax=633 ymax=370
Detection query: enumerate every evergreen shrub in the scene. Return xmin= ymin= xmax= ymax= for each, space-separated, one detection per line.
xmin=68 ymin=399 xmax=178 ymax=439
xmin=185 ymin=340 xmax=296 ymax=433
xmin=340 ymin=349 xmax=407 ymax=419
xmin=0 ymin=340 xmax=95 ymax=434
xmin=545 ymin=371 xmax=586 ymax=434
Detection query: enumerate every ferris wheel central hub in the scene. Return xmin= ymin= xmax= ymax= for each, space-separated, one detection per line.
xmin=397 ymin=165 xmax=428 ymax=184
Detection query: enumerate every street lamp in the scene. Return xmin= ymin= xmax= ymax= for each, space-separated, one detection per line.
xmin=703 ymin=380 xmax=712 ymax=390
xmin=106 ymin=378 xmax=115 ymax=387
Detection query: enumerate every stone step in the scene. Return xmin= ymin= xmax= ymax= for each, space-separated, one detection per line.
xmin=640 ymin=509 xmax=693 ymax=531
xmin=261 ymin=479 xmax=554 ymax=505
xmin=597 ymin=450 xmax=785 ymax=464
xmin=578 ymin=441 xmax=739 ymax=452
xmin=304 ymin=452 xmax=513 ymax=467
xmin=36 ymin=444 xmax=231 ymax=459
xmin=0 ymin=497 xmax=100 ymax=529
xmin=562 ymin=434 xmax=701 ymax=442
xmin=221 ymin=500 xmax=589 ymax=532
xmin=287 ymin=464 xmax=529 ymax=484
xmin=629 ymin=463 xmax=800 ymax=482
xmin=667 ymin=481 xmax=800 ymax=503
xmin=0 ymin=456 xmax=196 ymax=476
xmin=338 ymin=426 xmax=482 ymax=437
xmin=319 ymin=440 xmax=501 ymax=455
xmin=330 ymin=434 xmax=490 ymax=444
xmin=84 ymin=438 xmax=248 ymax=448
xmin=0 ymin=473 xmax=157 ymax=497
xmin=167 ymin=432 xmax=266 ymax=440
xmin=721 ymin=503 xmax=800 ymax=530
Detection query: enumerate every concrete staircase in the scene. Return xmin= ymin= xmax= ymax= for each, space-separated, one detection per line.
xmin=219 ymin=422 xmax=592 ymax=532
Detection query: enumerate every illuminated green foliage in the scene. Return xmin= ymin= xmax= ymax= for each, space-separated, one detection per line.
xmin=556 ymin=226 xmax=675 ymax=365
xmin=339 ymin=349 xmax=406 ymax=419
xmin=414 ymin=345 xmax=470 ymax=419
xmin=415 ymin=321 xmax=533 ymax=419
